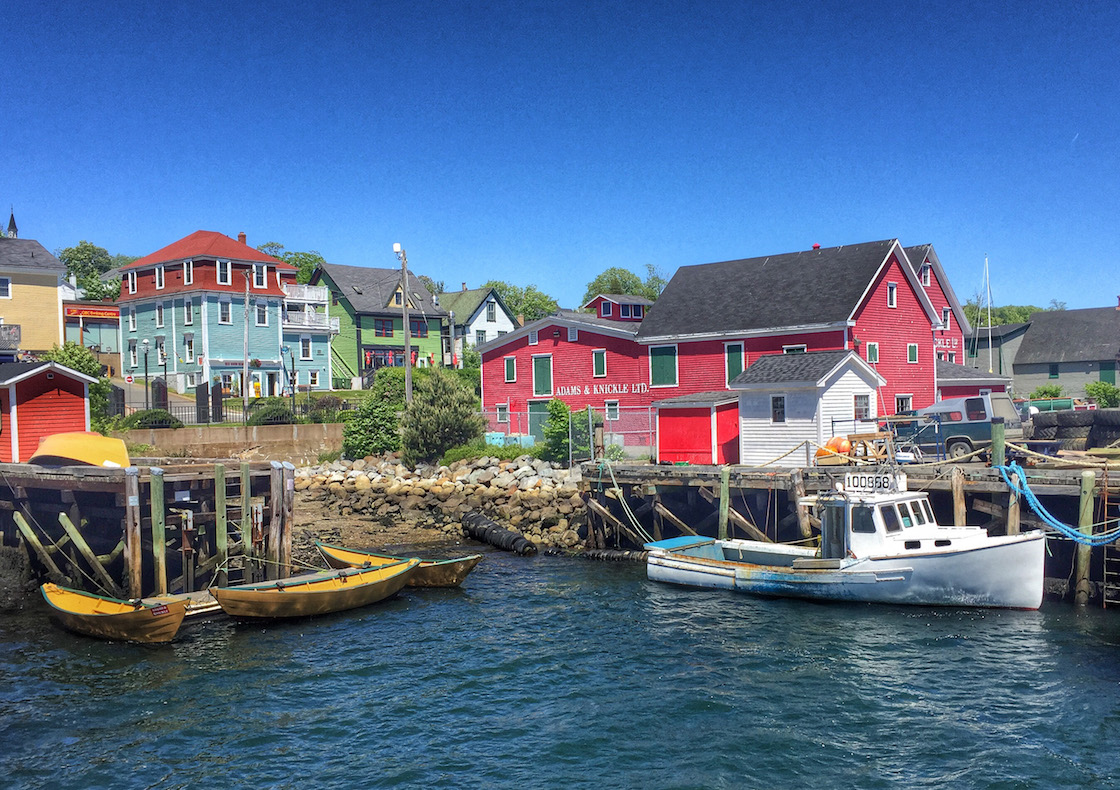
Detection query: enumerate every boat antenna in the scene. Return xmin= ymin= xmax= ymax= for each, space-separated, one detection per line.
xmin=984 ymin=255 xmax=994 ymax=374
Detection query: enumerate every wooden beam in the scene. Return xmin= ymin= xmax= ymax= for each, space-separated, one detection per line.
xmin=718 ymin=466 xmax=730 ymax=540
xmin=281 ymin=462 xmax=295 ymax=579
xmin=971 ymin=498 xmax=1047 ymax=532
xmin=586 ymin=498 xmax=646 ymax=547
xmin=791 ymin=468 xmax=812 ymax=539
xmin=654 ymin=502 xmax=697 ymax=536
xmin=214 ymin=463 xmax=227 ymax=587
xmin=267 ymin=462 xmax=283 ymax=580
xmin=124 ymin=467 xmax=143 ymax=597
xmin=695 ymin=486 xmax=771 ymax=542
xmin=1007 ymin=472 xmax=1021 ymax=535
xmin=150 ymin=467 xmax=167 ymax=595
xmin=57 ymin=513 xmax=125 ymax=598
xmin=13 ymin=511 xmax=69 ymax=582
xmin=952 ymin=467 xmax=967 ymax=526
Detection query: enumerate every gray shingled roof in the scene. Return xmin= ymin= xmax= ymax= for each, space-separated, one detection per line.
xmin=636 ymin=240 xmax=898 ymax=340
xmin=0 ymin=239 xmax=66 ymax=273
xmin=654 ymin=390 xmax=739 ymax=407
xmin=1014 ymin=307 xmax=1120 ymax=364
xmin=314 ymin=261 xmax=445 ymax=317
xmin=730 ymin=350 xmax=855 ymax=386
xmin=964 ymin=322 xmax=1029 ymax=340
xmin=553 ymin=309 xmax=642 ymax=333
xmin=936 ymin=359 xmax=1009 ymax=383
xmin=596 ymin=293 xmax=654 ymax=305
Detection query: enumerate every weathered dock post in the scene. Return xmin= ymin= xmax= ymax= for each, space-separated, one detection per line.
xmin=124 ymin=467 xmax=143 ymax=597
xmin=990 ymin=417 xmax=1006 ymax=468
xmin=718 ymin=466 xmax=730 ymax=540
xmin=791 ymin=468 xmax=812 ymax=539
xmin=282 ymin=462 xmax=295 ymax=577
xmin=1007 ymin=471 xmax=1021 ymax=535
xmin=240 ymin=462 xmax=253 ymax=581
xmin=214 ymin=463 xmax=228 ymax=587
xmin=150 ymin=467 xmax=167 ymax=595
xmin=1075 ymin=470 xmax=1096 ymax=605
xmin=267 ymin=461 xmax=283 ymax=580
xmin=951 ymin=467 xmax=967 ymax=526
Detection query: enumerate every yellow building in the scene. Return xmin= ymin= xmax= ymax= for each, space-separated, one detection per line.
xmin=0 ymin=227 xmax=66 ymax=356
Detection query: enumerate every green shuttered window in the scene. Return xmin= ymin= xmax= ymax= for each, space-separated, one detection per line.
xmin=533 ymin=356 xmax=552 ymax=396
xmin=650 ymin=345 xmax=677 ymax=387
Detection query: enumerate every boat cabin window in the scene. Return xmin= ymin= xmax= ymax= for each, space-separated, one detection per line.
xmin=898 ymin=504 xmax=913 ymax=528
xmin=908 ymin=500 xmax=927 ymax=525
xmin=920 ymin=499 xmax=935 ymax=524
xmin=880 ymin=505 xmax=902 ymax=533
xmin=820 ymin=506 xmax=847 ymax=559
xmin=851 ymin=506 xmax=876 ymax=534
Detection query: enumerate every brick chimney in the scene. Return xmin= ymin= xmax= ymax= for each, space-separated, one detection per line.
xmin=462 ymin=282 xmax=467 ymax=291
xmin=238 ymin=231 xmax=247 ymax=245
xmin=812 ymin=243 xmax=821 ymax=250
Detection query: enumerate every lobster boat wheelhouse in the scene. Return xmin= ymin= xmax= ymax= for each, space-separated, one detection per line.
xmin=645 ymin=471 xmax=1045 ymax=609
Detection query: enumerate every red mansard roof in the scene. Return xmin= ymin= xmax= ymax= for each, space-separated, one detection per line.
xmin=125 ymin=231 xmax=292 ymax=270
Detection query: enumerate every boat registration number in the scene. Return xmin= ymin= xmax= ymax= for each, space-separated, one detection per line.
xmin=150 ymin=605 xmax=170 ymax=616
xmin=844 ymin=473 xmax=906 ymax=494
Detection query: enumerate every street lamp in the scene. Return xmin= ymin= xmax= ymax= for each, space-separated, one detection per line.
xmin=141 ymin=338 xmax=150 ymax=411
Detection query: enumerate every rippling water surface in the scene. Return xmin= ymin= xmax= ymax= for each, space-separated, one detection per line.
xmin=4 ymin=551 xmax=1120 ymax=789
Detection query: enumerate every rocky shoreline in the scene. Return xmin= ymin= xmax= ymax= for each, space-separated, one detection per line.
xmin=294 ymin=454 xmax=589 ymax=558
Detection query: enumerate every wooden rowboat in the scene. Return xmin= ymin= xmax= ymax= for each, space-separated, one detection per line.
xmin=209 ymin=559 xmax=420 ymax=619
xmin=41 ymin=583 xmax=188 ymax=644
xmin=316 ymin=541 xmax=483 ymax=588
xmin=30 ymin=432 xmax=131 ymax=468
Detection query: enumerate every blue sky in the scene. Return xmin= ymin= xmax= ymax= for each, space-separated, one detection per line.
xmin=5 ymin=0 xmax=1118 ymax=313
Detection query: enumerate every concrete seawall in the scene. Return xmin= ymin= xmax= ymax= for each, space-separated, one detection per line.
xmin=114 ymin=423 xmax=344 ymax=465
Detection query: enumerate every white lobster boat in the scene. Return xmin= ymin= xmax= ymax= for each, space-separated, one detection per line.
xmin=645 ymin=472 xmax=1045 ymax=609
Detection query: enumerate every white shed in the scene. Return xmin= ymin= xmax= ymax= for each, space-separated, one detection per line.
xmin=730 ymin=350 xmax=886 ymax=467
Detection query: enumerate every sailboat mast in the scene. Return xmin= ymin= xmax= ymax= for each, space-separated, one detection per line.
xmin=984 ymin=255 xmax=994 ymax=374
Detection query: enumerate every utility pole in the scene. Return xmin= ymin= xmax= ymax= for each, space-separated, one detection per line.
xmin=394 ymin=243 xmax=413 ymax=404
xmin=243 ymin=268 xmax=251 ymax=420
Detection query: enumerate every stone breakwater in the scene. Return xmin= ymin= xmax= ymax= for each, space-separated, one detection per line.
xmin=295 ymin=455 xmax=589 ymax=549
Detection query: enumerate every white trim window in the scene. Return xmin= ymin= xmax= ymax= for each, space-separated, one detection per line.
xmin=907 ymin=343 xmax=919 ymax=363
xmin=129 ymin=339 xmax=137 ymax=367
xmin=155 ymin=301 xmax=165 ymax=328
xmin=309 ymin=370 xmax=319 ymax=387
xmin=866 ymin=342 xmax=879 ymax=363
xmin=0 ymin=277 xmax=11 ymax=299
xmin=300 ymin=335 xmax=312 ymax=360
xmin=601 ymin=301 xmax=612 ymax=317
xmin=184 ymin=260 xmax=194 ymax=285
xmin=771 ymin=395 xmax=786 ymax=423
xmin=476 ymin=329 xmax=487 ymax=346
xmin=620 ymin=304 xmax=632 ymax=318
xmin=921 ymin=264 xmax=931 ymax=287
xmin=254 ymin=264 xmax=267 ymax=289
xmin=255 ymin=301 xmax=268 ymax=326
xmin=128 ymin=306 xmax=136 ymax=332
xmin=896 ymin=394 xmax=913 ymax=413
xmin=782 ymin=344 xmax=807 ymax=354
xmin=217 ymin=260 xmax=231 ymax=286
xmin=854 ymin=393 xmax=871 ymax=421
xmin=155 ymin=264 xmax=165 ymax=290
xmin=156 ymin=338 xmax=166 ymax=365
xmin=183 ymin=297 xmax=193 ymax=326
xmin=127 ymin=271 xmax=137 ymax=294
xmin=725 ymin=342 xmax=744 ymax=385
xmin=496 ymin=403 xmax=509 ymax=423
xmin=567 ymin=327 xmax=578 ymax=342
xmin=504 ymin=357 xmax=516 ymax=383
xmin=887 ymin=282 xmax=898 ymax=308
xmin=528 ymin=329 xmax=538 ymax=346
xmin=942 ymin=308 xmax=951 ymax=330
xmin=532 ymin=354 xmax=553 ymax=397
xmin=649 ymin=344 xmax=678 ymax=387
xmin=218 ymin=298 xmax=232 ymax=324
xmin=633 ymin=304 xmax=643 ymax=319
xmin=605 ymin=400 xmax=620 ymax=421
xmin=486 ymin=302 xmax=496 ymax=322
xmin=593 ymin=348 xmax=607 ymax=378
xmin=184 ymin=335 xmax=194 ymax=362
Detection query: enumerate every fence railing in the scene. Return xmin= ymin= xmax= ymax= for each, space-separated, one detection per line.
xmin=481 ymin=406 xmax=655 ymax=464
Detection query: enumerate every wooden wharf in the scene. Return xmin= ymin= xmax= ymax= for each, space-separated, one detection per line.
xmin=579 ymin=460 xmax=1120 ymax=606
xmin=1 ymin=460 xmax=295 ymax=601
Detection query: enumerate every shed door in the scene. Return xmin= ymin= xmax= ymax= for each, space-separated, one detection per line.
xmin=528 ymin=401 xmax=549 ymax=443
xmin=1102 ymin=361 xmax=1116 ymax=385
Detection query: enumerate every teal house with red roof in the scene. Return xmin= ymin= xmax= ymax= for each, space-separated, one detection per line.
xmin=117 ymin=231 xmax=338 ymax=397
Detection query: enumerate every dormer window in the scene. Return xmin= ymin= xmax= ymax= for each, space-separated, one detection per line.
xmin=634 ymin=305 xmax=643 ymax=319
xmin=601 ymin=301 xmax=612 ymax=317
xmin=217 ymin=260 xmax=231 ymax=285
xmin=394 ymin=291 xmax=402 ymax=306
xmin=620 ymin=304 xmax=631 ymax=318
xmin=127 ymin=271 xmax=137 ymax=294
xmin=254 ymin=264 xmax=267 ymax=288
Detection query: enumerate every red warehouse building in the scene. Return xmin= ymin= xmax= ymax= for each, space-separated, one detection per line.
xmin=0 ymin=361 xmax=97 ymax=463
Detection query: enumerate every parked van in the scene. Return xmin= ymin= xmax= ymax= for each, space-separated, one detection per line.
xmin=894 ymin=393 xmax=1024 ymax=460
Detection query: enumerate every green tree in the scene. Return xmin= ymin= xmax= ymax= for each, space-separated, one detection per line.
xmin=963 ymin=300 xmax=1043 ymax=326
xmin=481 ymin=280 xmax=558 ymax=323
xmin=1030 ymin=384 xmax=1063 ymax=399
xmin=399 ymin=368 xmax=486 ymax=466
xmin=581 ymin=264 xmax=667 ymax=305
xmin=342 ymin=396 xmax=402 ymax=458
xmin=57 ymin=240 xmax=113 ymax=281
xmin=419 ymin=275 xmax=444 ymax=295
xmin=1086 ymin=381 xmax=1120 ymax=408
xmin=540 ymin=398 xmax=571 ymax=463
xmin=256 ymin=242 xmax=326 ymax=284
xmin=41 ymin=342 xmax=113 ymax=432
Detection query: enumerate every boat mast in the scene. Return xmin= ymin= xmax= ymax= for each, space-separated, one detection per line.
xmin=984 ymin=255 xmax=994 ymax=373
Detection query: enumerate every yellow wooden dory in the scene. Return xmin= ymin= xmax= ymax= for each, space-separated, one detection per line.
xmin=41 ymin=583 xmax=188 ymax=644
xmin=316 ymin=541 xmax=484 ymax=588
xmin=30 ymin=432 xmax=131 ymax=469
xmin=209 ymin=558 xmax=420 ymax=619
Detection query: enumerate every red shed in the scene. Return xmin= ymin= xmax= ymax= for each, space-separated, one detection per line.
xmin=655 ymin=391 xmax=740 ymax=465
xmin=0 ymin=362 xmax=96 ymax=462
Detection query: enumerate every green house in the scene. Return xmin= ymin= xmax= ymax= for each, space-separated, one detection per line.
xmin=311 ymin=261 xmax=447 ymax=388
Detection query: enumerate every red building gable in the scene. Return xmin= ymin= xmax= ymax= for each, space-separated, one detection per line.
xmin=119 ymin=231 xmax=295 ymax=301
xmin=0 ymin=362 xmax=95 ymax=463
xmin=583 ymin=294 xmax=652 ymax=322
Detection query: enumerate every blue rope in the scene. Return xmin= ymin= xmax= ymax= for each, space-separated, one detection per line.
xmin=994 ymin=462 xmax=1120 ymax=546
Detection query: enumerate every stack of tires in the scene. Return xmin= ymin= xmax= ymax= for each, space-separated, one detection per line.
xmin=1032 ymin=410 xmax=1059 ymax=440
xmin=1089 ymin=409 xmax=1120 ymax=450
xmin=1055 ymin=409 xmax=1094 ymax=451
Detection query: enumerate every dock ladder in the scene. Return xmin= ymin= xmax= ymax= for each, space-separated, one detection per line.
xmin=1102 ymin=492 xmax=1120 ymax=608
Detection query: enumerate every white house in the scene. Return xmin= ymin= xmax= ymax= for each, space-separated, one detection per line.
xmin=439 ymin=285 xmax=518 ymax=364
xmin=730 ymin=350 xmax=885 ymax=467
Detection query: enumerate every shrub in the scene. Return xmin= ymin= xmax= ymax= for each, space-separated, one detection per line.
xmin=371 ymin=366 xmax=431 ymax=410
xmin=1086 ymin=381 xmax=1120 ymax=408
xmin=1030 ymin=384 xmax=1063 ymax=399
xmin=342 ymin=396 xmax=402 ymax=459
xmin=400 ymin=369 xmax=486 ymax=467
xmin=247 ymin=405 xmax=297 ymax=426
xmin=122 ymin=409 xmax=184 ymax=429
xmin=439 ymin=440 xmax=545 ymax=466
xmin=42 ymin=342 xmax=113 ymax=431
xmin=540 ymin=399 xmax=572 ymax=463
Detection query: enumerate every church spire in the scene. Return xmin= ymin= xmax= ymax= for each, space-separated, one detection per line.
xmin=6 ymin=208 xmax=16 ymax=239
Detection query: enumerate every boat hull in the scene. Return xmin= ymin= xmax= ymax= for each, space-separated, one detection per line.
xmin=41 ymin=584 xmax=188 ymax=644
xmin=210 ymin=560 xmax=420 ymax=619
xmin=316 ymin=541 xmax=483 ymax=587
xmin=647 ymin=532 xmax=1046 ymax=609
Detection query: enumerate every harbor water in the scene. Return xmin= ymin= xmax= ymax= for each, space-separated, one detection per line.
xmin=3 ymin=550 xmax=1120 ymax=789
